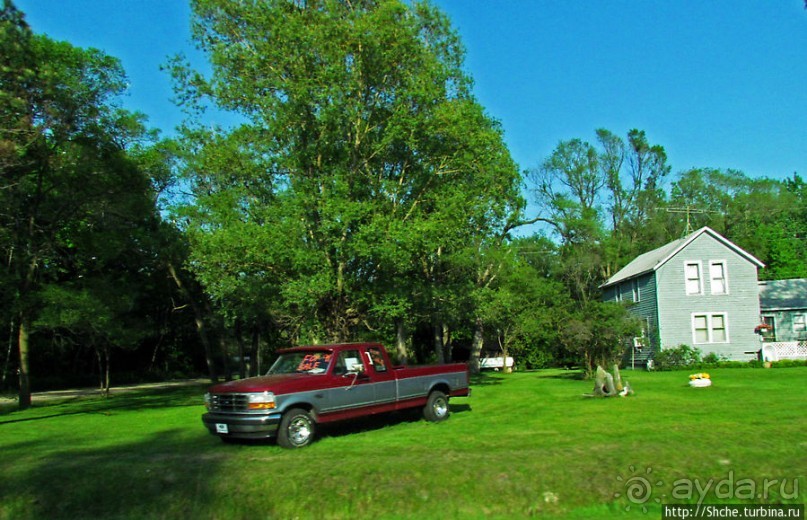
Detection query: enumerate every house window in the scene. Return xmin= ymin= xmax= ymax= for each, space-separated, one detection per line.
xmin=692 ymin=313 xmax=729 ymax=344
xmin=792 ymin=315 xmax=805 ymax=335
xmin=631 ymin=279 xmax=640 ymax=302
xmin=685 ymin=261 xmax=702 ymax=295
xmin=761 ymin=315 xmax=776 ymax=342
xmin=709 ymin=261 xmax=728 ymax=295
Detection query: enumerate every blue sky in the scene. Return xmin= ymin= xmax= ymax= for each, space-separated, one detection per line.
xmin=15 ymin=0 xmax=807 ymax=183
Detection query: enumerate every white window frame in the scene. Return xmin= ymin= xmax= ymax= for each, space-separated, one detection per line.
xmin=685 ymin=261 xmax=703 ymax=295
xmin=709 ymin=260 xmax=729 ymax=295
xmin=691 ymin=312 xmax=729 ymax=344
xmin=631 ymin=279 xmax=640 ymax=302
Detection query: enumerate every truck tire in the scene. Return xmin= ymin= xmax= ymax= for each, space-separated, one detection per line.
xmin=277 ymin=408 xmax=316 ymax=448
xmin=423 ymin=390 xmax=449 ymax=422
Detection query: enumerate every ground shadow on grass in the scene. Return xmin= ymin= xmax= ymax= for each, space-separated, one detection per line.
xmin=0 ymin=429 xmax=222 ymax=520
xmin=536 ymin=370 xmax=587 ymax=381
xmin=318 ymin=401 xmax=472 ymax=442
xmin=470 ymin=372 xmax=505 ymax=386
xmin=0 ymin=384 xmax=207 ymax=423
xmin=218 ymin=402 xmax=473 ymax=448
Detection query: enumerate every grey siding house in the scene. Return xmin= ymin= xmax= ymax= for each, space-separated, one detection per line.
xmin=601 ymin=227 xmax=765 ymax=364
xmin=758 ymin=278 xmax=807 ymax=342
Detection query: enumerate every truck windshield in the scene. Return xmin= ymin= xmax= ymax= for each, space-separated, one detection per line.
xmin=267 ymin=351 xmax=333 ymax=375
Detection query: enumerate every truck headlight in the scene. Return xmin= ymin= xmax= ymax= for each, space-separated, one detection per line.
xmin=247 ymin=391 xmax=276 ymax=410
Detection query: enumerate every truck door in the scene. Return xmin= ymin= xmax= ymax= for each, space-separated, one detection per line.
xmin=324 ymin=348 xmax=375 ymax=412
xmin=365 ymin=346 xmax=396 ymax=404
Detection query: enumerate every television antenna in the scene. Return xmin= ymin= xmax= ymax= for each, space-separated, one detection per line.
xmin=666 ymin=205 xmax=719 ymax=236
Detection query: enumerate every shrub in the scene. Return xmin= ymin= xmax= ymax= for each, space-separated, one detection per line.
xmin=702 ymin=352 xmax=723 ymax=364
xmin=652 ymin=344 xmax=702 ymax=370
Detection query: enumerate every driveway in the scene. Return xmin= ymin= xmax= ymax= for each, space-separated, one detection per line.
xmin=0 ymin=378 xmax=208 ymax=405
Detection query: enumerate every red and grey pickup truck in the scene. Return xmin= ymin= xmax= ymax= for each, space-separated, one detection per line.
xmin=202 ymin=342 xmax=470 ymax=448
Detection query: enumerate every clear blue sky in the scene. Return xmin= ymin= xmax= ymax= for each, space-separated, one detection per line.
xmin=16 ymin=0 xmax=807 ymax=182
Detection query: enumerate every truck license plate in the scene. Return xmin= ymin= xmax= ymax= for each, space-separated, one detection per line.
xmin=216 ymin=423 xmax=229 ymax=434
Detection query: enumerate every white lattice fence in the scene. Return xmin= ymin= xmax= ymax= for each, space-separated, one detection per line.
xmin=761 ymin=341 xmax=807 ymax=361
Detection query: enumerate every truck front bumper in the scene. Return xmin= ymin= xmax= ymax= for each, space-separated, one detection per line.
xmin=202 ymin=412 xmax=282 ymax=440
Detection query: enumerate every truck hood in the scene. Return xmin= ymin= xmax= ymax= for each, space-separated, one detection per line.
xmin=207 ymin=373 xmax=319 ymax=395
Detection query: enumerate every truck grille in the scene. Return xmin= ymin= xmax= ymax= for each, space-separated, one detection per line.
xmin=210 ymin=393 xmax=249 ymax=412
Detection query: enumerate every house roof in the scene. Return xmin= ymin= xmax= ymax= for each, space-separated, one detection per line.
xmin=759 ymin=278 xmax=807 ymax=311
xmin=601 ymin=226 xmax=765 ymax=288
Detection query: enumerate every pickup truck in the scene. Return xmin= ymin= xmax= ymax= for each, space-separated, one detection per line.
xmin=202 ymin=342 xmax=470 ymax=448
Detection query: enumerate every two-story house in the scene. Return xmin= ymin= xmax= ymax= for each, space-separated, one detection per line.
xmin=601 ymin=227 xmax=765 ymax=364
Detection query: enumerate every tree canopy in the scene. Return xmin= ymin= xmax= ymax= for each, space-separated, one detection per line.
xmin=1 ymin=1 xmax=804 ymax=403
xmin=168 ymin=0 xmax=524 ymax=361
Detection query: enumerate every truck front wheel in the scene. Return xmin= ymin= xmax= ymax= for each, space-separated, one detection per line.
xmin=423 ymin=390 xmax=449 ymax=422
xmin=277 ymin=408 xmax=316 ymax=448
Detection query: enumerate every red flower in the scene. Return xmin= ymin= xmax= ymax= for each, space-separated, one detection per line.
xmin=754 ymin=324 xmax=772 ymax=334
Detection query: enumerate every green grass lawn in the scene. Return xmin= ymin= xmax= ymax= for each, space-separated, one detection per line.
xmin=1 ymin=367 xmax=804 ymax=519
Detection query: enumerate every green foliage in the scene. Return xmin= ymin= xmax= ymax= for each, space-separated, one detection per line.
xmin=0 ymin=3 xmax=187 ymax=400
xmin=560 ymin=301 xmax=642 ymax=376
xmin=474 ymin=244 xmax=571 ymax=370
xmin=652 ymin=344 xmax=703 ymax=370
xmin=171 ymin=0 xmax=523 ymax=349
xmin=670 ymin=169 xmax=806 ymax=280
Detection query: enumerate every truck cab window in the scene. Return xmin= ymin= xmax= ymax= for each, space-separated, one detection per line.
xmin=368 ymin=347 xmax=387 ymax=372
xmin=333 ymin=350 xmax=363 ymax=375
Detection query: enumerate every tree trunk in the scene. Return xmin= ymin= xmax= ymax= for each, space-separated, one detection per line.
xmin=469 ymin=317 xmax=484 ymax=374
xmin=235 ymin=320 xmax=247 ymax=380
xmin=395 ymin=318 xmax=408 ymax=365
xmin=432 ymin=321 xmax=444 ymax=364
xmin=167 ymin=262 xmax=218 ymax=383
xmin=251 ymin=326 xmax=261 ymax=376
xmin=17 ymin=255 xmax=37 ymax=410
xmin=2 ymin=318 xmax=14 ymax=387
xmin=442 ymin=323 xmax=452 ymax=363
xmin=17 ymin=314 xmax=31 ymax=410
xmin=218 ymin=334 xmax=231 ymax=381
xmin=104 ymin=347 xmax=111 ymax=396
xmin=96 ymin=345 xmax=111 ymax=397
xmin=500 ymin=337 xmax=512 ymax=374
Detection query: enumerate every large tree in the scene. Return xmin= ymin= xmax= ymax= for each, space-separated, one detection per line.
xmin=170 ymin=0 xmax=523 ymax=350
xmin=527 ymin=129 xmax=672 ymax=303
xmin=1 ymin=2 xmax=163 ymax=406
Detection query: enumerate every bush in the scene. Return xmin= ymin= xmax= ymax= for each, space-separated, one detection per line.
xmin=652 ymin=344 xmax=702 ymax=370
xmin=702 ymin=352 xmax=723 ymax=364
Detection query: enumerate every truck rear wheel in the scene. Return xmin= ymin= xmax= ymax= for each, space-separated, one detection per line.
xmin=423 ymin=390 xmax=449 ymax=422
xmin=277 ymin=408 xmax=316 ymax=448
